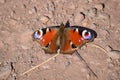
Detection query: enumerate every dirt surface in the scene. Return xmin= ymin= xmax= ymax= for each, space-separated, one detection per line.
xmin=0 ymin=0 xmax=120 ymax=80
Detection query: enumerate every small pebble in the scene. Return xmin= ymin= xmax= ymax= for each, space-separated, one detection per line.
xmin=95 ymin=3 xmax=104 ymax=10
xmin=111 ymin=72 xmax=119 ymax=79
xmin=34 ymin=6 xmax=37 ymax=13
xmin=28 ymin=7 xmax=37 ymax=14
xmin=81 ymin=68 xmax=87 ymax=72
xmin=88 ymin=0 xmax=93 ymax=2
xmin=86 ymin=74 xmax=90 ymax=79
xmin=83 ymin=0 xmax=89 ymax=4
xmin=31 ymin=0 xmax=37 ymax=2
xmin=109 ymin=52 xmax=120 ymax=59
xmin=88 ymin=8 xmax=97 ymax=17
xmin=40 ymin=16 xmax=50 ymax=24
xmin=98 ymin=13 xmax=110 ymax=19
xmin=108 ymin=63 xmax=114 ymax=68
xmin=81 ymin=19 xmax=89 ymax=27
xmin=22 ymin=4 xmax=26 ymax=8
xmin=42 ymin=65 xmax=50 ymax=69
xmin=0 ymin=63 xmax=11 ymax=80
xmin=47 ymin=1 xmax=55 ymax=11
xmin=106 ymin=58 xmax=111 ymax=62
xmin=8 ymin=19 xmax=18 ymax=25
xmin=74 ymin=13 xmax=85 ymax=24
xmin=65 ymin=61 xmax=71 ymax=67
xmin=11 ymin=10 xmax=16 ymax=16
xmin=106 ymin=45 xmax=120 ymax=59
xmin=90 ymin=23 xmax=97 ymax=28
xmin=68 ymin=3 xmax=76 ymax=9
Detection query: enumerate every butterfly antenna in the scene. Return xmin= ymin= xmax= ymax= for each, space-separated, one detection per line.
xmin=21 ymin=50 xmax=60 ymax=76
xmin=74 ymin=50 xmax=98 ymax=78
xmin=87 ymin=43 xmax=108 ymax=54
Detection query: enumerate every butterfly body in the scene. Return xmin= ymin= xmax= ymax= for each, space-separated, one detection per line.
xmin=33 ymin=22 xmax=97 ymax=54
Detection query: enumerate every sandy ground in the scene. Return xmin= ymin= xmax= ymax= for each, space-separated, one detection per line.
xmin=0 ymin=0 xmax=120 ymax=80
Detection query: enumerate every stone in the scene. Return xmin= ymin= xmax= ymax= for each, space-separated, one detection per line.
xmin=0 ymin=62 xmax=11 ymax=80
xmin=88 ymin=8 xmax=97 ymax=17
xmin=95 ymin=4 xmax=104 ymax=10
xmin=74 ymin=12 xmax=85 ymax=24
xmin=40 ymin=16 xmax=50 ymax=24
xmin=98 ymin=13 xmax=110 ymax=19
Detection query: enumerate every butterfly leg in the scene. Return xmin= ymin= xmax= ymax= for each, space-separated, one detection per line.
xmin=74 ymin=50 xmax=98 ymax=78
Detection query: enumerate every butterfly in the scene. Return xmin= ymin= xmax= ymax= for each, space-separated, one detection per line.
xmin=33 ymin=21 xmax=97 ymax=54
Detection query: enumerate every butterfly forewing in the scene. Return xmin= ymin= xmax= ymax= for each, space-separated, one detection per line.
xmin=34 ymin=26 xmax=60 ymax=53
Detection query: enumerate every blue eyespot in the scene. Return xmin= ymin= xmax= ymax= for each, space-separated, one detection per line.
xmin=82 ymin=30 xmax=92 ymax=40
xmin=33 ymin=30 xmax=43 ymax=39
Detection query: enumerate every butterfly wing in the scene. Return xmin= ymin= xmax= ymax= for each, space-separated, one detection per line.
xmin=33 ymin=24 xmax=97 ymax=54
xmin=60 ymin=26 xmax=97 ymax=54
xmin=33 ymin=26 xmax=60 ymax=53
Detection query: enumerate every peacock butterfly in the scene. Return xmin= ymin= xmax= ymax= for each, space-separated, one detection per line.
xmin=33 ymin=21 xmax=97 ymax=54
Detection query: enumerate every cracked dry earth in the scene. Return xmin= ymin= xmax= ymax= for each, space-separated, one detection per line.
xmin=0 ymin=0 xmax=120 ymax=80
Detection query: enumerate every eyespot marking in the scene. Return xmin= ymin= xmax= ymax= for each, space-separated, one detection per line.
xmin=82 ymin=30 xmax=92 ymax=40
xmin=33 ymin=29 xmax=43 ymax=39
